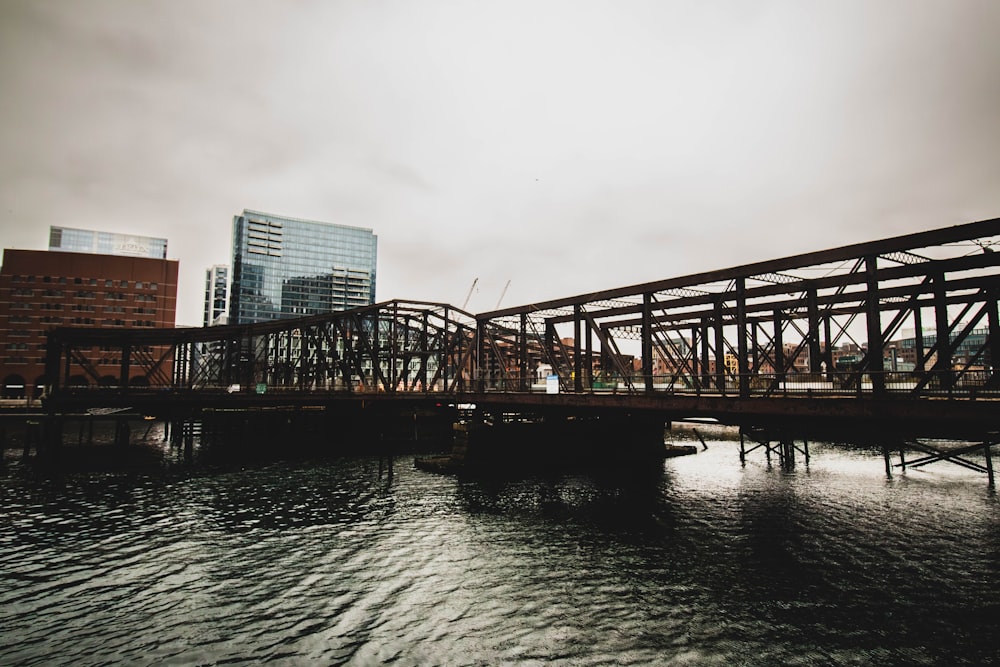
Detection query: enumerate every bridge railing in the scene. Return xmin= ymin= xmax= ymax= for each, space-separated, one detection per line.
xmin=472 ymin=369 xmax=1000 ymax=398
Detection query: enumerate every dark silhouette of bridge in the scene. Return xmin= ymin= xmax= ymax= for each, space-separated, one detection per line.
xmin=38 ymin=217 xmax=1000 ymax=476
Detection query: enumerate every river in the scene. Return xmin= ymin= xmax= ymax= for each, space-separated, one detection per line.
xmin=1 ymin=428 xmax=998 ymax=665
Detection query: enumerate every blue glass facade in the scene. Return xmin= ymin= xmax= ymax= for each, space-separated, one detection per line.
xmin=229 ymin=210 xmax=377 ymax=324
xmin=48 ymin=226 xmax=168 ymax=259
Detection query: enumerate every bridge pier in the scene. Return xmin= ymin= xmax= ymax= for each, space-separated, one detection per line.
xmin=740 ymin=427 xmax=809 ymax=469
xmin=417 ymin=409 xmax=667 ymax=474
xmin=886 ymin=438 xmax=998 ymax=486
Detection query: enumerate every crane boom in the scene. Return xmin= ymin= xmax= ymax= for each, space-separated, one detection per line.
xmin=461 ymin=278 xmax=478 ymax=310
xmin=495 ymin=280 xmax=511 ymax=309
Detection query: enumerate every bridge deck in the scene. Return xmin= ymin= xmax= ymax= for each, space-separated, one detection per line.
xmin=36 ymin=216 xmax=1000 ymax=443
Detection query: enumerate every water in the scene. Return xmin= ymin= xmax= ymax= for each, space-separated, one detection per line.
xmin=1 ymin=433 xmax=998 ymax=666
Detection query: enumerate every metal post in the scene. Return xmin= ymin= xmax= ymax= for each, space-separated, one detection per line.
xmin=641 ymin=295 xmax=654 ymax=394
xmin=773 ymin=309 xmax=785 ymax=392
xmin=520 ymin=313 xmax=529 ymax=392
xmin=585 ymin=316 xmax=593 ymax=390
xmin=574 ymin=305 xmax=584 ymax=392
xmin=985 ymin=442 xmax=995 ymax=487
xmin=823 ymin=316 xmax=833 ymax=381
xmin=736 ymin=278 xmax=749 ymax=399
xmin=914 ymin=307 xmax=925 ymax=372
xmin=933 ymin=270 xmax=953 ymax=392
xmin=700 ymin=318 xmax=710 ymax=391
xmin=807 ymin=285 xmax=822 ymax=374
xmin=865 ymin=255 xmax=886 ymax=395
xmin=988 ymin=289 xmax=999 ymax=387
xmin=713 ymin=299 xmax=725 ymax=395
xmin=691 ymin=325 xmax=700 ymax=395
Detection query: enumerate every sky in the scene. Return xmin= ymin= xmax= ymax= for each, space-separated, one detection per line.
xmin=1 ymin=0 xmax=999 ymax=326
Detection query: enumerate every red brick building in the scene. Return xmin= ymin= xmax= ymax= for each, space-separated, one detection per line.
xmin=0 ymin=249 xmax=178 ymax=397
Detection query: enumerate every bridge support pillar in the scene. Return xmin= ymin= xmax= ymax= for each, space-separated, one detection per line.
xmin=740 ymin=427 xmax=809 ymax=469
xmin=890 ymin=438 xmax=997 ymax=486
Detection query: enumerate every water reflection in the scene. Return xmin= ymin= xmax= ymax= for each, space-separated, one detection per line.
xmin=1 ymin=440 xmax=998 ymax=665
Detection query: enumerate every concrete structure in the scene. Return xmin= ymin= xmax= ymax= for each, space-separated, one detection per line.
xmin=229 ymin=209 xmax=377 ymax=324
xmin=203 ymin=264 xmax=230 ymax=327
xmin=49 ymin=226 xmax=168 ymax=259
xmin=0 ymin=248 xmax=178 ymax=397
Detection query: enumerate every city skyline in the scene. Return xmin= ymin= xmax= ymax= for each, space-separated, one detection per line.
xmin=2 ymin=1 xmax=999 ymax=326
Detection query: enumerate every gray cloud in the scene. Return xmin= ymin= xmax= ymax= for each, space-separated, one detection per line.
xmin=2 ymin=0 xmax=999 ymax=325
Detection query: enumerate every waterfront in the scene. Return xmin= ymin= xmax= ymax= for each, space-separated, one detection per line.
xmin=1 ymin=431 xmax=998 ymax=666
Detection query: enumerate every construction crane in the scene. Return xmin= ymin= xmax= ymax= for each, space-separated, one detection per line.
xmin=461 ymin=278 xmax=478 ymax=310
xmin=495 ymin=280 xmax=511 ymax=309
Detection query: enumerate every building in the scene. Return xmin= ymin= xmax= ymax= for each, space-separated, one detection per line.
xmin=893 ymin=327 xmax=991 ymax=371
xmin=203 ymin=264 xmax=230 ymax=327
xmin=229 ymin=209 xmax=377 ymax=324
xmin=49 ymin=226 xmax=168 ymax=259
xmin=0 ymin=248 xmax=178 ymax=397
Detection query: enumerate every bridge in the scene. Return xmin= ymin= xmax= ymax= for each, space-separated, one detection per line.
xmin=37 ymin=217 xmax=1000 ymax=477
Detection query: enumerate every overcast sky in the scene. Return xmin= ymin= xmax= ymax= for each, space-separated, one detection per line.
xmin=1 ymin=0 xmax=998 ymax=326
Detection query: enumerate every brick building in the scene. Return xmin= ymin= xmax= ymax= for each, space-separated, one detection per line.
xmin=0 ymin=249 xmax=178 ymax=398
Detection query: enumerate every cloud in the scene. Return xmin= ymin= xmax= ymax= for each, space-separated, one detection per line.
xmin=1 ymin=0 xmax=999 ymax=326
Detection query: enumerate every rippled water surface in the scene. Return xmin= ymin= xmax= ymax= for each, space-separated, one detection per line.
xmin=2 ymin=434 xmax=998 ymax=666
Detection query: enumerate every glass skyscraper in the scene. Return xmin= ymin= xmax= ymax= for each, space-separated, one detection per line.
xmin=229 ymin=209 xmax=377 ymax=324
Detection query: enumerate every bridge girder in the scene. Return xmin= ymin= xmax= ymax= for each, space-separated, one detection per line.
xmin=43 ymin=217 xmax=1000 ymax=405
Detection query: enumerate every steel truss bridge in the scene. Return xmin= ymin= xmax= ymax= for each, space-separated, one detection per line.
xmin=42 ymin=217 xmax=1000 ymax=443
